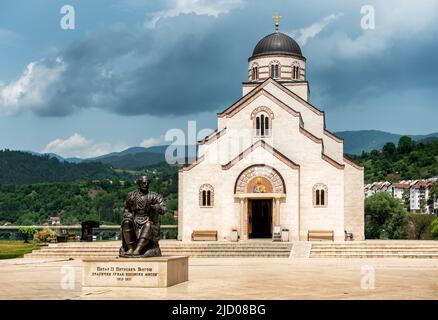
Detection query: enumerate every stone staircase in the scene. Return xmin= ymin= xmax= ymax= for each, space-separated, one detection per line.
xmin=310 ymin=242 xmax=438 ymax=258
xmin=24 ymin=240 xmax=293 ymax=259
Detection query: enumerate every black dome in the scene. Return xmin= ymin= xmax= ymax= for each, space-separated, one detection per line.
xmin=251 ymin=32 xmax=302 ymax=58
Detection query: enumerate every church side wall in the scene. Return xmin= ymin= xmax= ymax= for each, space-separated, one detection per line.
xmin=344 ymin=163 xmax=365 ymax=240
xmin=299 ymin=161 xmax=345 ymax=241
xmin=179 ymin=162 xmax=223 ymax=241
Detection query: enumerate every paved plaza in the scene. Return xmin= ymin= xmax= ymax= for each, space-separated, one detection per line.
xmin=0 ymin=257 xmax=437 ymax=299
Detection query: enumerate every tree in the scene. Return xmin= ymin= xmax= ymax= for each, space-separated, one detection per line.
xmin=365 ymin=192 xmax=408 ymax=239
xmin=431 ymin=218 xmax=438 ymax=240
xmin=398 ymin=136 xmax=415 ymax=154
xmin=382 ymin=142 xmax=396 ymax=156
xmin=407 ymin=214 xmax=435 ymax=240
xmin=18 ymin=227 xmax=37 ymax=243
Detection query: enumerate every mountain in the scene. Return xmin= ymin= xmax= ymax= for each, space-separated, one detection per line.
xmin=0 ymin=150 xmax=126 ymax=184
xmin=87 ymin=146 xmax=166 ymax=161
xmin=334 ymin=130 xmax=438 ymax=154
xmin=87 ymin=151 xmax=165 ymax=169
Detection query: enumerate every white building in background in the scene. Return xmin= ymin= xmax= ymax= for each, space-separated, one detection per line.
xmin=366 ymin=179 xmax=437 ymax=214
xmin=178 ymin=25 xmax=365 ymax=242
xmin=410 ymin=180 xmax=432 ymax=213
xmin=364 ymin=181 xmax=392 ymax=197
xmin=391 ymin=182 xmax=411 ymax=199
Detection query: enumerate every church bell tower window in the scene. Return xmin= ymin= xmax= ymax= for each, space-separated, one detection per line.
xmin=252 ymin=66 xmax=259 ymax=80
xmin=292 ymin=65 xmax=300 ymax=80
xmin=270 ymin=64 xmax=279 ymax=78
xmin=269 ymin=61 xmax=280 ymax=79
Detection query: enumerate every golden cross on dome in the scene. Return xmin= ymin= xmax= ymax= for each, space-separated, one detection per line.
xmin=272 ymin=14 xmax=282 ymax=32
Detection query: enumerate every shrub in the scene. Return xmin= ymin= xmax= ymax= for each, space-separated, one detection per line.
xmin=34 ymin=228 xmax=57 ymax=243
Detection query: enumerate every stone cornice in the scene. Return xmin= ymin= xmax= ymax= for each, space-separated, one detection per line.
xmin=178 ymin=155 xmax=205 ymax=172
xmin=299 ymin=127 xmax=323 ymax=144
xmin=323 ymin=129 xmax=344 ymax=143
xmin=198 ymin=127 xmax=227 ymax=145
xmin=321 ymin=153 xmax=345 ymax=170
xmin=343 ymin=156 xmax=364 ymax=170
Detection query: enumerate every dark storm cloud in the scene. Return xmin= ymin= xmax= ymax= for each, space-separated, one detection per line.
xmin=2 ymin=0 xmax=438 ymax=119
xmin=9 ymin=13 xmax=254 ymax=117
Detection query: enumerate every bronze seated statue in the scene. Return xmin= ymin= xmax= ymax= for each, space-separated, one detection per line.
xmin=119 ymin=176 xmax=167 ymax=258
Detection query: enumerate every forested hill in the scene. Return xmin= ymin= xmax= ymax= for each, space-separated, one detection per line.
xmin=0 ymin=150 xmax=124 ymax=184
xmin=348 ymin=137 xmax=438 ymax=183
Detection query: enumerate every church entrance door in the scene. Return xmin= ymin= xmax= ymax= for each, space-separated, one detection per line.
xmin=248 ymin=199 xmax=272 ymax=238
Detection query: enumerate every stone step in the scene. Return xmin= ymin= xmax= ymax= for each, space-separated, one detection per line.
xmin=311 ymin=245 xmax=438 ymax=248
xmin=26 ymin=242 xmax=292 ymax=258
xmin=309 ymin=242 xmax=438 ymax=258
xmin=39 ymin=247 xmax=291 ymax=252
xmin=311 ymin=249 xmax=438 ymax=252
xmin=25 ymin=252 xmax=290 ymax=258
xmin=46 ymin=244 xmax=292 ymax=250
xmin=310 ymin=254 xmax=438 ymax=258
xmin=43 ymin=246 xmax=293 ymax=250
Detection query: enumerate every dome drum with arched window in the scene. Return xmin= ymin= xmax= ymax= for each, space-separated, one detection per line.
xmin=247 ymin=32 xmax=306 ymax=83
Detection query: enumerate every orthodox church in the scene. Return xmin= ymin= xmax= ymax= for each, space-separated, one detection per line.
xmin=178 ymin=21 xmax=364 ymax=242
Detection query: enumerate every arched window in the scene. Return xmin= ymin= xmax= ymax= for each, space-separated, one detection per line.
xmin=255 ymin=113 xmax=270 ymax=136
xmin=250 ymin=63 xmax=259 ymax=81
xmin=292 ymin=65 xmax=300 ymax=80
xmin=251 ymin=107 xmax=274 ymax=137
xmin=313 ymin=183 xmax=328 ymax=207
xmin=199 ymin=184 xmax=214 ymax=207
xmin=251 ymin=66 xmax=259 ymax=80
xmin=270 ymin=61 xmax=280 ymax=79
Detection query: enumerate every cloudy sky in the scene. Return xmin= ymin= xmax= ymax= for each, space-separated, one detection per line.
xmin=0 ymin=0 xmax=437 ymax=158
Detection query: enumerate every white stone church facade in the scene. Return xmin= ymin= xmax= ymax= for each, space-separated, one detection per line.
xmin=178 ymin=30 xmax=364 ymax=242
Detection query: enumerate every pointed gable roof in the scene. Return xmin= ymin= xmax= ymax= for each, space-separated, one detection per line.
xmin=222 ymin=139 xmax=300 ymax=170
xmin=218 ymin=78 xmax=323 ymax=118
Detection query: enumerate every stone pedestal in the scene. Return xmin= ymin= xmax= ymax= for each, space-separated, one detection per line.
xmin=82 ymin=256 xmax=188 ymax=288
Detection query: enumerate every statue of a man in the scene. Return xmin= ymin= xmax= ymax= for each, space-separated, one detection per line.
xmin=119 ymin=176 xmax=167 ymax=258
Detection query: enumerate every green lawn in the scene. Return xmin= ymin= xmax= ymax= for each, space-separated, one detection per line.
xmin=0 ymin=241 xmax=40 ymax=259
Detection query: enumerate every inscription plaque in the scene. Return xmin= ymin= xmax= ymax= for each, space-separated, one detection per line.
xmin=82 ymin=256 xmax=188 ymax=288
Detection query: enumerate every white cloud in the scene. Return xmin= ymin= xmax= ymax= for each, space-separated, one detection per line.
xmin=140 ymin=136 xmax=163 ymax=148
xmin=292 ymin=13 xmax=344 ymax=46
xmin=42 ymin=133 xmax=130 ymax=158
xmin=145 ymin=0 xmax=244 ymax=28
xmin=0 ymin=58 xmax=66 ymax=115
xmin=312 ymin=1 xmax=438 ymax=61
